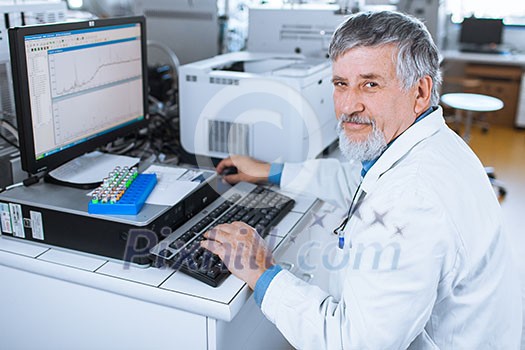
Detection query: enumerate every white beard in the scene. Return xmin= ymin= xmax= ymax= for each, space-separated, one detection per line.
xmin=336 ymin=115 xmax=387 ymax=161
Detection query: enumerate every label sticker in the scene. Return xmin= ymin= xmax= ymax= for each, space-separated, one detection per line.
xmin=30 ymin=211 xmax=44 ymax=240
xmin=0 ymin=202 xmax=12 ymax=234
xmin=9 ymin=203 xmax=25 ymax=238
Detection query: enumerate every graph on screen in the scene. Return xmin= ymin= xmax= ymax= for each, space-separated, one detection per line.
xmin=48 ymin=37 xmax=143 ymax=146
xmin=21 ymin=24 xmax=146 ymax=156
xmin=52 ymin=79 xmax=143 ymax=146
xmin=48 ymin=39 xmax=142 ymax=98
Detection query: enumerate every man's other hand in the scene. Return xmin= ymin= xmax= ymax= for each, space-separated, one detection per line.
xmin=216 ymin=155 xmax=271 ymax=184
xmin=200 ymin=222 xmax=275 ymax=290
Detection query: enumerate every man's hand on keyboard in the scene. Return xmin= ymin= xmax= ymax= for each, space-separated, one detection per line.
xmin=201 ymin=221 xmax=275 ymax=290
xmin=216 ymin=155 xmax=271 ymax=185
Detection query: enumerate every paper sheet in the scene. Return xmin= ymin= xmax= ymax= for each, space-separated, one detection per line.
xmin=143 ymin=165 xmax=202 ymax=206
xmin=48 ymin=151 xmax=139 ymax=184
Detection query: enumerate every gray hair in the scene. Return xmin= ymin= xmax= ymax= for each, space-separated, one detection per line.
xmin=329 ymin=11 xmax=442 ymax=105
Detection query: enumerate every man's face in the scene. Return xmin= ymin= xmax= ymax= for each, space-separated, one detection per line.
xmin=332 ymin=44 xmax=419 ymax=160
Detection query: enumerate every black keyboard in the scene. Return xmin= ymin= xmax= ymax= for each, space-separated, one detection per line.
xmin=149 ymin=182 xmax=295 ymax=287
xmin=459 ymin=47 xmax=506 ymax=55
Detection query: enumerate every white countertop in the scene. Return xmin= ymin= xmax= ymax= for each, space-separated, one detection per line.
xmin=442 ymin=49 xmax=525 ymax=67
xmin=0 ymin=189 xmax=319 ymax=322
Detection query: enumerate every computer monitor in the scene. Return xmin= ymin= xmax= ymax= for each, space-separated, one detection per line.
xmin=459 ymin=17 xmax=504 ymax=46
xmin=8 ymin=16 xmax=149 ymax=175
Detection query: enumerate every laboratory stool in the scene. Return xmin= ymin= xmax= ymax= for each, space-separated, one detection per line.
xmin=440 ymin=93 xmax=506 ymax=198
xmin=440 ymin=93 xmax=503 ymax=143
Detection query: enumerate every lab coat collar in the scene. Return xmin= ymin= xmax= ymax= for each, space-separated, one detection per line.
xmin=359 ymin=106 xmax=446 ymax=193
xmin=360 ymin=106 xmax=437 ymax=178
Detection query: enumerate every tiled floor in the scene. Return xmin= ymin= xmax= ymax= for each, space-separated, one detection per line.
xmin=467 ymin=124 xmax=525 ymax=347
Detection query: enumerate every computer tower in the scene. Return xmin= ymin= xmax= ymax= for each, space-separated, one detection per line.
xmin=0 ymin=168 xmax=225 ymax=264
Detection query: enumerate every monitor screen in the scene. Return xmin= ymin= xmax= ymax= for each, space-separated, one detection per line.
xmin=459 ymin=17 xmax=504 ymax=45
xmin=8 ymin=16 xmax=149 ymax=174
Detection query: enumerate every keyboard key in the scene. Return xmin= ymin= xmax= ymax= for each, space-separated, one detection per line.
xmin=169 ymin=239 xmax=186 ymax=250
xmin=207 ymin=266 xmax=221 ymax=279
xmin=158 ymin=249 xmax=173 ymax=258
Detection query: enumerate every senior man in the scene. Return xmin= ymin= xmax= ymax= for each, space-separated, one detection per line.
xmin=202 ymin=11 xmax=522 ymax=349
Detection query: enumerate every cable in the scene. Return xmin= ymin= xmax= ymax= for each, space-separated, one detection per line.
xmin=146 ymin=113 xmax=181 ymax=157
xmin=109 ymin=141 xmax=136 ymax=155
xmin=0 ymin=119 xmax=19 ymax=144
xmin=23 ymin=175 xmax=41 ymax=187
xmin=0 ymin=133 xmax=18 ymax=149
xmin=0 ymin=116 xmax=19 ymax=148
xmin=1 ymin=173 xmax=44 ymax=194
xmin=148 ymin=95 xmax=168 ymax=118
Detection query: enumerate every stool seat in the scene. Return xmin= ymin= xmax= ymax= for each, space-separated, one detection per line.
xmin=441 ymin=93 xmax=503 ymax=112
xmin=440 ymin=93 xmax=504 ymax=143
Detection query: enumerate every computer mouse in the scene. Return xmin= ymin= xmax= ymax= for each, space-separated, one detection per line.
xmin=221 ymin=166 xmax=238 ymax=176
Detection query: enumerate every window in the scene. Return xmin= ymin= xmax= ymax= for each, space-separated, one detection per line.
xmin=446 ymin=0 xmax=525 ymax=25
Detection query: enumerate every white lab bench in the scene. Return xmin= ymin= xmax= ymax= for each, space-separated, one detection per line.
xmin=442 ymin=50 xmax=525 ymax=67
xmin=0 ymin=187 xmax=338 ymax=350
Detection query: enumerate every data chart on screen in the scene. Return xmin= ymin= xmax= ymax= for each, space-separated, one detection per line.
xmin=23 ymin=23 xmax=145 ymax=160
xmin=48 ymin=38 xmax=141 ymax=98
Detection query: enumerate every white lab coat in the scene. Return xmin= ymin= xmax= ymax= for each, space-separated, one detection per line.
xmin=261 ymin=107 xmax=522 ymax=349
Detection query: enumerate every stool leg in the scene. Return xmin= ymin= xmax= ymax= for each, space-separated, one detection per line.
xmin=454 ymin=109 xmax=462 ymax=134
xmin=463 ymin=110 xmax=473 ymax=143
xmin=477 ymin=112 xmax=490 ymax=133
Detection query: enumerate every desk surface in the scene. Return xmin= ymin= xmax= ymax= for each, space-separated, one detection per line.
xmin=0 ymin=187 xmax=320 ymax=322
xmin=442 ymin=49 xmax=525 ymax=67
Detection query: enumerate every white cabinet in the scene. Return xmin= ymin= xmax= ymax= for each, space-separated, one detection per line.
xmin=0 ymin=264 xmax=208 ymax=349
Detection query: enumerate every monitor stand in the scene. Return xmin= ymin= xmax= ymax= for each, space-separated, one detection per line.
xmin=45 ymin=151 xmax=140 ymax=189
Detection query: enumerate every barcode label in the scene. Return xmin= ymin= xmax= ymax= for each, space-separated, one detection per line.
xmin=9 ymin=203 xmax=24 ymax=238
xmin=0 ymin=202 xmax=12 ymax=234
xmin=30 ymin=211 xmax=44 ymax=240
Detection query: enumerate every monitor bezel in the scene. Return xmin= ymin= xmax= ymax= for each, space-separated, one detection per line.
xmin=459 ymin=17 xmax=504 ymax=46
xmin=9 ymin=16 xmax=149 ymax=174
